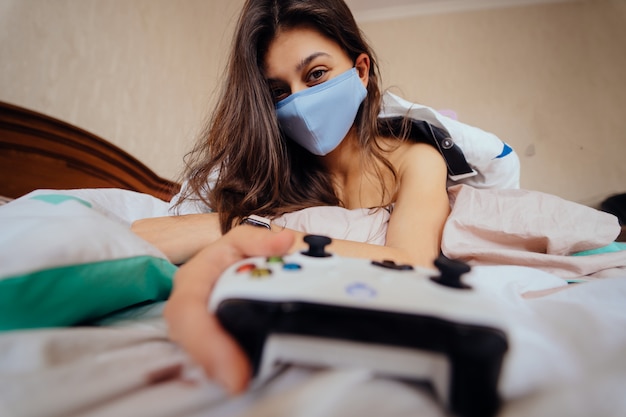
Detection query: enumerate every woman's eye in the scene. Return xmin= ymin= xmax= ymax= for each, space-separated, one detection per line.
xmin=271 ymin=86 xmax=289 ymax=102
xmin=308 ymin=69 xmax=326 ymax=83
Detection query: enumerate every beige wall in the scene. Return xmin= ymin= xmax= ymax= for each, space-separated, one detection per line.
xmin=360 ymin=0 xmax=626 ymax=206
xmin=0 ymin=0 xmax=245 ymax=183
xmin=1 ymin=0 xmax=624 ymax=205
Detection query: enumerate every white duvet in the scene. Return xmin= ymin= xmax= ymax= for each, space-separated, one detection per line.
xmin=1 ymin=187 xmax=625 ymax=417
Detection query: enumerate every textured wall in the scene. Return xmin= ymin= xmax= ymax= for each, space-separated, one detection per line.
xmin=359 ymin=0 xmax=626 ymax=205
xmin=0 ymin=0 xmax=244 ymax=182
xmin=1 ymin=0 xmax=624 ymax=205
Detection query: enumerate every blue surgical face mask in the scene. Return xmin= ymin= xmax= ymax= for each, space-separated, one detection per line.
xmin=275 ymin=67 xmax=367 ymax=156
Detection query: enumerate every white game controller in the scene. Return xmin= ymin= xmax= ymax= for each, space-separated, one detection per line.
xmin=209 ymin=235 xmax=508 ymax=417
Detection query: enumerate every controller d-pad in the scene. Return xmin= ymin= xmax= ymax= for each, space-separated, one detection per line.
xmin=371 ymin=260 xmax=414 ymax=271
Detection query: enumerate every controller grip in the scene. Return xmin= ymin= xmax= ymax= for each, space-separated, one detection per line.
xmin=216 ymin=299 xmax=507 ymax=417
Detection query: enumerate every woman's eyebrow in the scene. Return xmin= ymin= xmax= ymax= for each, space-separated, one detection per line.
xmin=296 ymin=52 xmax=331 ymax=72
xmin=265 ymin=52 xmax=332 ymax=83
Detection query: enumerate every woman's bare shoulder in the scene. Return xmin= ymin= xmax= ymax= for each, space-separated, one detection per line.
xmin=382 ymin=139 xmax=446 ymax=176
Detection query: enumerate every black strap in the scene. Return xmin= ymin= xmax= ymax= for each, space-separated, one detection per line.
xmin=378 ymin=117 xmax=474 ymax=178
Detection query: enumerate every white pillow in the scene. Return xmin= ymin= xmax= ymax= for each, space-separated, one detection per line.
xmin=0 ymin=190 xmax=176 ymax=331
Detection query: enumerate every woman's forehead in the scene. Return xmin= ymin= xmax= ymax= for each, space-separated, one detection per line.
xmin=263 ymin=26 xmax=346 ymax=77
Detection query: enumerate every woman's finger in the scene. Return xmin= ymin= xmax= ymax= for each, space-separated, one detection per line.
xmin=165 ymin=227 xmax=295 ymax=393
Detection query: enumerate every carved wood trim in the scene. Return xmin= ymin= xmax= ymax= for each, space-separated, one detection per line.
xmin=0 ymin=101 xmax=181 ymax=201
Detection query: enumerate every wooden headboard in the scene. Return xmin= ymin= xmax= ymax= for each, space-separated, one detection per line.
xmin=0 ymin=101 xmax=180 ymax=201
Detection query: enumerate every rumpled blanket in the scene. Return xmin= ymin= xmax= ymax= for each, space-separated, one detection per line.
xmin=274 ymin=185 xmax=626 ymax=279
xmin=442 ymin=185 xmax=626 ymax=279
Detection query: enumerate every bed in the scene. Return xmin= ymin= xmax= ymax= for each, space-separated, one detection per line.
xmin=1 ymin=101 xmax=626 ymax=417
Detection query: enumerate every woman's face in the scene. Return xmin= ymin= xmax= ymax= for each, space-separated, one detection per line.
xmin=264 ymin=26 xmax=367 ymax=103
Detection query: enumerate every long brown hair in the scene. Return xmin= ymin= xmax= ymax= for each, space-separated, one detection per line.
xmin=175 ymin=0 xmax=393 ymax=233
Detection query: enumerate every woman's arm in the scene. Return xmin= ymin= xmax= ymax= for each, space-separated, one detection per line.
xmin=384 ymin=143 xmax=450 ymax=267
xmin=281 ymin=143 xmax=450 ymax=269
xmin=131 ymin=213 xmax=223 ymax=264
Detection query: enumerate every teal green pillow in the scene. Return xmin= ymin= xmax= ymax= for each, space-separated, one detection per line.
xmin=0 ymin=193 xmax=176 ymax=331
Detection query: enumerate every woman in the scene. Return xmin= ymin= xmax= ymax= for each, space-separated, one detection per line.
xmin=139 ymin=0 xmax=511 ymax=393
xmin=132 ymin=0 xmax=451 ymax=269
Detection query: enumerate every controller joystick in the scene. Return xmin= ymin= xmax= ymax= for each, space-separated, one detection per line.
xmin=302 ymin=234 xmax=332 ymax=257
xmin=431 ymin=256 xmax=472 ymax=289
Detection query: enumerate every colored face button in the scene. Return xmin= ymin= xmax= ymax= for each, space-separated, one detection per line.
xmin=236 ymin=263 xmax=257 ymax=273
xmin=250 ymin=268 xmax=273 ymax=278
xmin=267 ymin=256 xmax=284 ymax=264
xmin=282 ymin=263 xmax=302 ymax=271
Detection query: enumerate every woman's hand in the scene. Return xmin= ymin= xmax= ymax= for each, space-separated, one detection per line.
xmin=163 ymin=226 xmax=295 ymax=394
xmin=131 ymin=213 xmax=223 ymax=264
